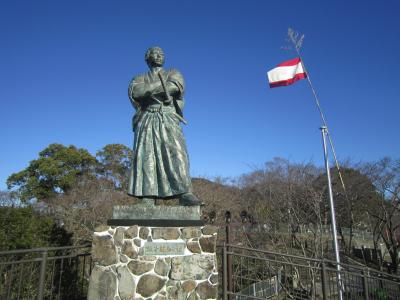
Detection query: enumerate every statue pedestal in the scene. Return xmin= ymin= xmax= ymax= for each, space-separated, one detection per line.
xmin=88 ymin=206 xmax=218 ymax=300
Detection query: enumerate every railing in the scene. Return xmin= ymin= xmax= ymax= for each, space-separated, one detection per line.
xmin=0 ymin=245 xmax=92 ymax=300
xmin=2 ymin=241 xmax=399 ymax=300
xmin=221 ymin=244 xmax=400 ymax=300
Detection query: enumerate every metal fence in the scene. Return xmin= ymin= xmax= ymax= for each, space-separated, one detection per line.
xmin=221 ymin=244 xmax=400 ymax=300
xmin=0 ymin=245 xmax=92 ymax=300
xmin=2 ymin=242 xmax=400 ymax=300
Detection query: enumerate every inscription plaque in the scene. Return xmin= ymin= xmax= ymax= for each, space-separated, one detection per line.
xmin=144 ymin=242 xmax=186 ymax=256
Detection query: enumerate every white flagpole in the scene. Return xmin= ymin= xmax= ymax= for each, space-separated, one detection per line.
xmin=321 ymin=126 xmax=343 ymax=300
xmin=287 ymin=28 xmax=343 ymax=299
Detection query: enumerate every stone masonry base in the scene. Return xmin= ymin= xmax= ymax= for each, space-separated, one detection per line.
xmin=87 ymin=225 xmax=218 ymax=300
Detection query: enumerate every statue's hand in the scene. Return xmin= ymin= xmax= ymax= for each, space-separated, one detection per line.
xmin=143 ymin=81 xmax=160 ymax=97
xmin=152 ymin=90 xmax=172 ymax=104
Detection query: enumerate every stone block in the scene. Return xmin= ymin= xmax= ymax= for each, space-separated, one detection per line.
xmin=154 ymin=258 xmax=170 ymax=276
xmin=114 ymin=227 xmax=126 ymax=247
xmin=181 ymin=227 xmax=201 ymax=239
xmin=88 ymin=265 xmax=117 ymax=300
xmin=137 ymin=274 xmax=166 ymax=297
xmin=196 ymin=281 xmax=217 ymax=299
xmin=152 ymin=227 xmax=181 ymax=240
xmin=125 ymin=225 xmax=139 ymax=238
xmin=187 ymin=241 xmax=201 ymax=254
xmin=117 ymin=266 xmax=135 ymax=300
xmin=139 ymin=227 xmax=150 ymax=239
xmin=166 ymin=281 xmax=188 ymax=300
xmin=133 ymin=238 xmax=142 ymax=247
xmin=92 ymin=234 xmax=118 ymax=265
xmin=170 ymin=255 xmax=215 ymax=280
xmin=199 ymin=236 xmax=216 ymax=253
xmin=128 ymin=259 xmax=154 ymax=275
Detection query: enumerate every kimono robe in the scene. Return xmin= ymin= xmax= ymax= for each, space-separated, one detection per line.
xmin=127 ymin=68 xmax=192 ymax=198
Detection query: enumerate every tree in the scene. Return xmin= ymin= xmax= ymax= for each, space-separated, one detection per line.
xmin=7 ymin=144 xmax=97 ymax=202
xmin=4 ymin=143 xmax=135 ymax=244
xmin=49 ymin=177 xmax=132 ymax=244
xmin=362 ymin=157 xmax=400 ymax=273
xmin=314 ymin=167 xmax=381 ymax=254
xmin=0 ymin=206 xmax=72 ymax=250
xmin=192 ymin=177 xmax=242 ymax=225
xmin=238 ymin=158 xmax=325 ymax=254
xmin=237 ymin=158 xmax=326 ymax=298
xmin=96 ymin=144 xmax=132 ymax=191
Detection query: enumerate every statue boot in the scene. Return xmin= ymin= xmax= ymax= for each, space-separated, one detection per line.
xmin=179 ymin=193 xmax=204 ymax=206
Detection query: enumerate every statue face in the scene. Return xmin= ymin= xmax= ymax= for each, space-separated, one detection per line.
xmin=146 ymin=48 xmax=165 ymax=67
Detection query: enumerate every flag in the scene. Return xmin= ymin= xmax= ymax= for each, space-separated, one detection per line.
xmin=267 ymin=57 xmax=307 ymax=88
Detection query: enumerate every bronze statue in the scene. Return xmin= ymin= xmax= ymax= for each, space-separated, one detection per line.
xmin=127 ymin=47 xmax=201 ymax=206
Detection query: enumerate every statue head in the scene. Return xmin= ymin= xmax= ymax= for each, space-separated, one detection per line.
xmin=145 ymin=46 xmax=165 ymax=68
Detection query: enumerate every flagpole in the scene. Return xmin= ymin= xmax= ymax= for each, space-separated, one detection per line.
xmin=321 ymin=126 xmax=343 ymax=300
xmin=287 ymin=30 xmax=343 ymax=298
xmin=296 ymin=53 xmax=347 ymax=194
xmin=287 ymin=32 xmax=347 ymax=196
xmin=302 ymin=56 xmax=344 ymax=300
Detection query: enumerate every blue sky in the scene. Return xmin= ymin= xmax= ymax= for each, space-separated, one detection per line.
xmin=1 ymin=0 xmax=399 ymax=189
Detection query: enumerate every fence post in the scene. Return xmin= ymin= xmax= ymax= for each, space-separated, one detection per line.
xmin=362 ymin=268 xmax=370 ymax=300
xmin=225 ymin=211 xmax=233 ymax=300
xmin=222 ymin=243 xmax=228 ymax=300
xmin=320 ymin=260 xmax=328 ymax=300
xmin=37 ymin=249 xmax=48 ymax=300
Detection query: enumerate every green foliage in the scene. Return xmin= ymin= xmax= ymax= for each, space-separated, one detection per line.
xmin=3 ymin=143 xmax=133 ymax=247
xmin=0 ymin=206 xmax=72 ymax=250
xmin=7 ymin=143 xmax=97 ymax=202
xmin=96 ymin=143 xmax=132 ymax=190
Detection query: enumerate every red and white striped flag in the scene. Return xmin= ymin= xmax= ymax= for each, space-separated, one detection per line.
xmin=267 ymin=57 xmax=307 ymax=88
